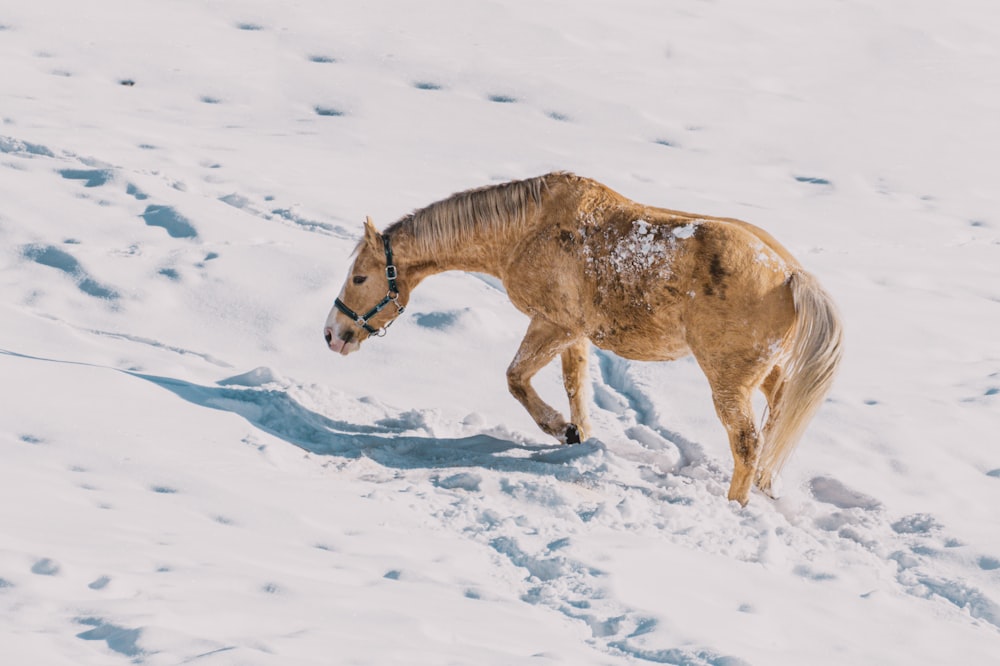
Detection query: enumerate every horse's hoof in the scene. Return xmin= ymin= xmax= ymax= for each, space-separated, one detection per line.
xmin=565 ymin=424 xmax=581 ymax=444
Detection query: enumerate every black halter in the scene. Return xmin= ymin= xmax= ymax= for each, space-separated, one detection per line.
xmin=334 ymin=234 xmax=405 ymax=337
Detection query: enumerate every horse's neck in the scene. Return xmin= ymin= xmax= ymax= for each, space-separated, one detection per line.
xmin=397 ymin=218 xmax=524 ymax=284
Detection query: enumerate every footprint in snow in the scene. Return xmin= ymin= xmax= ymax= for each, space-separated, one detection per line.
xmin=89 ymin=576 xmax=111 ymax=590
xmin=21 ymin=244 xmax=120 ymax=301
xmin=141 ymin=205 xmax=198 ymax=239
xmin=126 ymin=183 xmax=149 ymax=200
xmin=978 ymin=557 xmax=1000 ymax=571
xmin=59 ymin=168 xmax=113 ymax=188
xmin=0 ymin=135 xmax=55 ymax=157
xmin=75 ymin=617 xmax=144 ymax=659
xmin=433 ymin=472 xmax=482 ymax=492
xmin=890 ymin=513 xmax=942 ymax=535
xmin=809 ymin=476 xmax=882 ymax=511
xmin=314 ymin=106 xmax=345 ymax=117
xmin=487 ymin=94 xmax=518 ymax=104
xmin=413 ymin=310 xmax=462 ymax=330
xmin=31 ymin=558 xmax=60 ymax=576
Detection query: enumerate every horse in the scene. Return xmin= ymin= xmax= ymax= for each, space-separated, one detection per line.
xmin=323 ymin=172 xmax=843 ymax=505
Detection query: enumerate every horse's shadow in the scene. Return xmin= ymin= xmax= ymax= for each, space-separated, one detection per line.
xmin=130 ymin=372 xmax=602 ymax=480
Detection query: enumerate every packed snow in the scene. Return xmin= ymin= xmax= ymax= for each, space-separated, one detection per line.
xmin=2 ymin=1 xmax=999 ymax=664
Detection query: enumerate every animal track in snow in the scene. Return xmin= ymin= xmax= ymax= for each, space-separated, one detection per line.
xmin=88 ymin=575 xmax=111 ymax=590
xmin=31 ymin=558 xmax=60 ymax=575
xmin=807 ymin=493 xmax=1000 ymax=630
xmin=0 ymin=135 xmax=54 ymax=157
xmin=75 ymin=617 xmax=144 ymax=659
xmin=809 ymin=476 xmax=882 ymax=511
xmin=21 ymin=244 xmax=120 ymax=300
xmin=218 ymin=192 xmax=354 ymax=239
xmin=413 ymin=310 xmax=462 ymax=330
xmin=794 ymin=175 xmax=833 ymax=187
xmin=487 ymin=94 xmax=518 ymax=104
xmin=59 ymin=168 xmax=114 ymax=187
xmin=314 ymin=106 xmax=345 ymax=117
xmin=591 ymin=349 xmax=702 ymax=473
xmin=126 ymin=183 xmax=149 ymax=200
xmin=141 ymin=205 xmax=198 ymax=239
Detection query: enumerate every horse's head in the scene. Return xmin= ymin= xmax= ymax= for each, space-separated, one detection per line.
xmin=324 ymin=217 xmax=408 ymax=355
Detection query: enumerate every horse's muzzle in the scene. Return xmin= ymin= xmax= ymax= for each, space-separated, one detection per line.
xmin=324 ymin=327 xmax=358 ymax=356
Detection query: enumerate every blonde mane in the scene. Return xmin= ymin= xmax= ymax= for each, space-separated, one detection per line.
xmin=386 ymin=173 xmax=563 ymax=255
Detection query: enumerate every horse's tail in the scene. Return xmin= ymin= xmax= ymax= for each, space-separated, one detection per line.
xmin=757 ymin=271 xmax=844 ymax=490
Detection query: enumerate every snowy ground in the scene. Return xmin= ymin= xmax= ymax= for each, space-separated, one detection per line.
xmin=2 ymin=1 xmax=999 ymax=664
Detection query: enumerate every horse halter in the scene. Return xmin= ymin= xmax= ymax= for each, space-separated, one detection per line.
xmin=333 ymin=233 xmax=405 ymax=337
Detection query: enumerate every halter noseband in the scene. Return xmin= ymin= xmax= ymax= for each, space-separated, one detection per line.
xmin=334 ymin=234 xmax=405 ymax=337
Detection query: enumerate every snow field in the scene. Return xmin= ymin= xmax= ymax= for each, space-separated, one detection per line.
xmin=2 ymin=1 xmax=999 ymax=664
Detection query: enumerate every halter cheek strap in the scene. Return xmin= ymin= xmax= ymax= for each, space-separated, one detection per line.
xmin=333 ymin=234 xmax=405 ymax=337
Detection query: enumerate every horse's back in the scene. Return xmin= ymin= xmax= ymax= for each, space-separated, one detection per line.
xmin=505 ymin=180 xmax=802 ymax=364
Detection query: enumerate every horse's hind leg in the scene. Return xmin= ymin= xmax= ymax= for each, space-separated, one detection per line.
xmin=711 ymin=387 xmax=761 ymax=506
xmin=697 ymin=355 xmax=771 ymax=506
xmin=561 ymin=339 xmax=592 ymax=442
xmin=507 ymin=318 xmax=579 ymax=443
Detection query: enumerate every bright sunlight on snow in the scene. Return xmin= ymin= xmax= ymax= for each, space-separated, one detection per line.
xmin=1 ymin=1 xmax=999 ymax=664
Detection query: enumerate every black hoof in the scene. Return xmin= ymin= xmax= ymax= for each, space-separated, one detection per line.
xmin=565 ymin=424 xmax=581 ymax=445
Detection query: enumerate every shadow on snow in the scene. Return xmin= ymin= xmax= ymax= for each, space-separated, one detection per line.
xmin=130 ymin=371 xmax=602 ymax=478
xmin=0 ymin=346 xmax=600 ymax=479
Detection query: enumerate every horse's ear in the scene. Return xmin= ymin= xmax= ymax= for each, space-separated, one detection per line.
xmin=363 ymin=216 xmax=381 ymax=250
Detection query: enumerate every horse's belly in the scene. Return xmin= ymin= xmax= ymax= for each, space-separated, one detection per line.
xmin=589 ymin=323 xmax=690 ymax=362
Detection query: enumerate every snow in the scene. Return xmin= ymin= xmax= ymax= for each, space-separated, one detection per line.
xmin=2 ymin=0 xmax=1000 ymax=664
xmin=610 ymin=220 xmax=675 ymax=277
xmin=672 ymin=223 xmax=698 ymax=240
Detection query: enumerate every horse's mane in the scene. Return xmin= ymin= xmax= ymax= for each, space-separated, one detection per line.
xmin=386 ymin=172 xmax=572 ymax=255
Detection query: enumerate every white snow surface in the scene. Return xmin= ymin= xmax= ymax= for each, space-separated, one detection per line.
xmin=2 ymin=1 xmax=999 ymax=664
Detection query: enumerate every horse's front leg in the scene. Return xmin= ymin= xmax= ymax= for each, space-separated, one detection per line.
xmin=507 ymin=318 xmax=581 ymax=444
xmin=561 ymin=339 xmax=592 ymax=443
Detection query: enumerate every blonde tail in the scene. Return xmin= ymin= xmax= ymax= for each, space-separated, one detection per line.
xmin=757 ymin=271 xmax=844 ymax=491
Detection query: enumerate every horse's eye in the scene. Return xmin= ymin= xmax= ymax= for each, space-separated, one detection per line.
xmin=352 ymin=275 xmax=368 ymax=285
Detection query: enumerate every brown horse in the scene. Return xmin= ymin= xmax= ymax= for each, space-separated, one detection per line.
xmin=324 ymin=172 xmax=843 ymax=505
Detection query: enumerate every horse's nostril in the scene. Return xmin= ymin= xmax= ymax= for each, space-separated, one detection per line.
xmin=341 ymin=330 xmax=355 ymax=344
xmin=324 ymin=328 xmax=333 ymax=345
